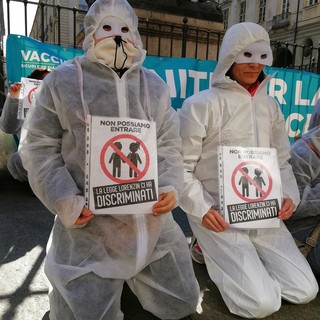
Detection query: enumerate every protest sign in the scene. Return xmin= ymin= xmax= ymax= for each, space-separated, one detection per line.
xmin=17 ymin=77 xmax=42 ymax=119
xmin=85 ymin=116 xmax=158 ymax=214
xmin=219 ymin=146 xmax=282 ymax=228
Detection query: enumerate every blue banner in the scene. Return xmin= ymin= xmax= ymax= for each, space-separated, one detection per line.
xmin=6 ymin=34 xmax=320 ymax=143
xmin=6 ymin=35 xmax=83 ymax=84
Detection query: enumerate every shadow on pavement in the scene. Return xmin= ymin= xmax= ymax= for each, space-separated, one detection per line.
xmin=1 ymin=175 xmax=320 ymax=320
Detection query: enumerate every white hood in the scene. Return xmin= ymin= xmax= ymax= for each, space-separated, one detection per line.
xmin=83 ymin=0 xmax=143 ymax=54
xmin=212 ymin=22 xmax=272 ymax=87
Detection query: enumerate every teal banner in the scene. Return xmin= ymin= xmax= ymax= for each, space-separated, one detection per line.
xmin=6 ymin=34 xmax=83 ymax=85
xmin=6 ymin=34 xmax=320 ymax=143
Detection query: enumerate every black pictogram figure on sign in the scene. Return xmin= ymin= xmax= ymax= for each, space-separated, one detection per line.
xmin=253 ymin=168 xmax=266 ymax=197
xmin=238 ymin=166 xmax=251 ymax=197
xmin=108 ymin=141 xmax=124 ymax=177
xmin=127 ymin=142 xmax=142 ymax=177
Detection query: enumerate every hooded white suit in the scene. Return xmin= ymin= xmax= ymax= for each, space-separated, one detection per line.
xmin=179 ymin=22 xmax=318 ymax=318
xmin=0 ymin=94 xmax=27 ymax=181
xmin=19 ymin=0 xmax=199 ymax=319
xmin=285 ymin=101 xmax=320 ymax=275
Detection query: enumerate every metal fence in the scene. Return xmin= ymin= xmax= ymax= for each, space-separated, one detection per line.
xmin=137 ymin=17 xmax=222 ymax=61
xmin=1 ymin=0 xmax=320 ymax=104
xmin=272 ymin=40 xmax=320 ymax=74
xmin=2 ymin=0 xmax=320 ymax=69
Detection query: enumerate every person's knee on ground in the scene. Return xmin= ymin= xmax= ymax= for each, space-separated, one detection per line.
xmin=281 ymin=277 xmax=318 ymax=305
xmin=224 ymin=285 xmax=281 ymax=319
xmin=129 ymin=282 xmax=199 ymax=320
xmin=127 ymin=229 xmax=200 ymax=319
xmin=47 ymin=273 xmax=124 ymax=320
xmin=7 ymin=151 xmax=28 ymax=182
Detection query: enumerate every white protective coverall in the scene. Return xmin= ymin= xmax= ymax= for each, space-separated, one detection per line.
xmin=285 ymin=105 xmax=320 ymax=274
xmin=179 ymin=22 xmax=318 ymax=319
xmin=19 ymin=0 xmax=199 ymax=319
xmin=309 ymin=98 xmax=320 ymax=130
xmin=0 ymin=95 xmax=27 ymax=181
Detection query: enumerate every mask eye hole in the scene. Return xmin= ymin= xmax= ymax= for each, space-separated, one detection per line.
xmin=244 ymin=52 xmax=252 ymax=58
xmin=103 ymin=24 xmax=112 ymax=32
xmin=121 ymin=26 xmax=129 ymax=33
xmin=261 ymin=54 xmax=267 ymax=59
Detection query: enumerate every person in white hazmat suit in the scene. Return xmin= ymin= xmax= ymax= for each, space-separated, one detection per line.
xmin=19 ymin=0 xmax=200 ymax=319
xmin=309 ymin=98 xmax=320 ymax=130
xmin=179 ymin=22 xmax=318 ymax=319
xmin=0 ymin=68 xmax=50 ymax=182
xmin=285 ymin=102 xmax=320 ymax=275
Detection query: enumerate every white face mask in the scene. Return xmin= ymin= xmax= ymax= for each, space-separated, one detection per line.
xmin=91 ymin=16 xmax=138 ymax=71
xmin=235 ymin=41 xmax=273 ymax=66
xmin=94 ymin=16 xmax=134 ymax=43
xmin=93 ymin=37 xmax=139 ymax=70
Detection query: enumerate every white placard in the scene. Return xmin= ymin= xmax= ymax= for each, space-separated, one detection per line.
xmin=219 ymin=146 xmax=282 ymax=229
xmin=17 ymin=77 xmax=42 ymax=120
xmin=85 ymin=116 xmax=158 ymax=215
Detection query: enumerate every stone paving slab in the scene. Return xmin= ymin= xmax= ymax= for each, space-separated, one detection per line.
xmin=1 ymin=175 xmax=319 ymax=320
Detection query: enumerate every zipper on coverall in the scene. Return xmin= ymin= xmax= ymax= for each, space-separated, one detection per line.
xmin=115 ymin=73 xmax=149 ymax=272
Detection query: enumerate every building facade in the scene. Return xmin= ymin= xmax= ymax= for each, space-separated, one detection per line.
xmin=29 ymin=0 xmax=224 ymax=60
xmin=219 ymin=0 xmax=320 ymax=72
xmin=29 ymin=0 xmax=87 ymax=47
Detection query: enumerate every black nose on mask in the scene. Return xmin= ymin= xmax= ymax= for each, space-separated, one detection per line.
xmin=114 ymin=36 xmax=123 ymax=47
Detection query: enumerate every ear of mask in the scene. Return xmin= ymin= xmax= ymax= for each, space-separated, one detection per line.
xmin=87 ymin=15 xmax=139 ymax=70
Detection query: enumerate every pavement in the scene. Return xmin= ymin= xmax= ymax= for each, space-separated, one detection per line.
xmin=1 ymin=171 xmax=320 ymax=320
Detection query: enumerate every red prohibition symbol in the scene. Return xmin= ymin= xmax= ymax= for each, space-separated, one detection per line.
xmin=28 ymin=87 xmax=38 ymax=104
xmin=231 ymin=160 xmax=273 ymax=202
xmin=100 ymin=133 xmax=150 ymax=184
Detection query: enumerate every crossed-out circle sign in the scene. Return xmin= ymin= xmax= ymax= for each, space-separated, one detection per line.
xmin=28 ymin=87 xmax=38 ymax=104
xmin=100 ymin=133 xmax=150 ymax=183
xmin=231 ymin=160 xmax=273 ymax=202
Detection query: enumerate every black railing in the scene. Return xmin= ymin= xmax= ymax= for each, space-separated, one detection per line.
xmin=2 ymin=0 xmax=320 ymax=67
xmin=272 ymin=40 xmax=320 ymax=74
xmin=3 ymin=0 xmax=222 ymax=60
xmin=138 ymin=17 xmax=221 ymax=60
xmin=1 ymin=0 xmax=320 ymax=105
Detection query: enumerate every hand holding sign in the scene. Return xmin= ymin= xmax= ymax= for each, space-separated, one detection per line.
xmin=202 ymin=208 xmax=229 ymax=232
xmin=75 ymin=207 xmax=94 ymax=226
xmin=278 ymin=198 xmax=295 ymax=220
xmin=152 ymin=191 xmax=176 ymax=215
xmin=9 ymin=82 xmax=22 ymax=99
